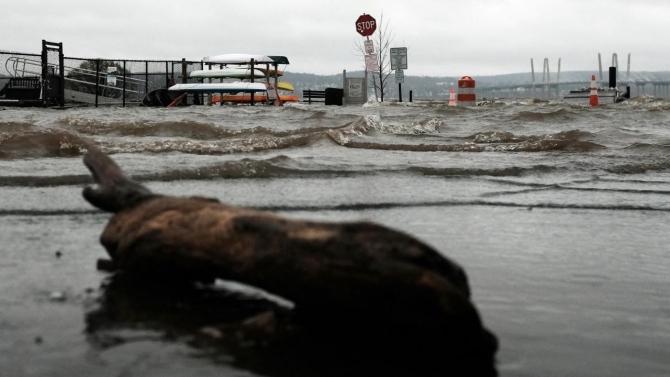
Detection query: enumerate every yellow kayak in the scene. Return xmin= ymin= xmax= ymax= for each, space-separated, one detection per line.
xmin=276 ymin=82 xmax=294 ymax=92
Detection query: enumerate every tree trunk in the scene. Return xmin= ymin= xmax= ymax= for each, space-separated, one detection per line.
xmin=82 ymin=147 xmax=498 ymax=374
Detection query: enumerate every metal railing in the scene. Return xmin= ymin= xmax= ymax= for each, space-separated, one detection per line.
xmin=1 ymin=50 xmax=204 ymax=107
xmin=6 ymin=56 xmax=149 ymax=105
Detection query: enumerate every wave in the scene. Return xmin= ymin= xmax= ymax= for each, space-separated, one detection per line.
xmin=333 ymin=141 xmax=485 ymax=152
xmin=61 ymin=118 xmax=239 ymax=139
xmin=510 ymin=108 xmax=575 ymax=122
xmin=523 ymin=98 xmax=550 ymax=105
xmin=329 ymin=121 xmax=603 ymax=153
xmin=0 ymin=128 xmax=325 ymax=159
xmin=132 ymin=156 xmax=360 ymax=181
xmin=326 ymin=116 xmax=380 ymax=144
xmin=0 ymin=130 xmax=89 ymax=159
xmin=470 ymin=129 xmax=593 ymax=143
xmin=325 ymin=115 xmax=442 ymax=145
xmin=306 ymin=111 xmax=329 ymax=120
xmin=0 ymin=209 xmax=101 ymax=217
xmin=0 ymin=174 xmax=91 ymax=187
xmin=624 ymin=142 xmax=670 ymax=151
xmin=333 ymin=138 xmax=602 ymax=153
xmin=387 ymin=118 xmax=443 ymax=135
xmin=0 ymin=121 xmax=38 ymax=133
xmin=625 ymin=95 xmax=670 ymax=107
xmin=0 ymin=156 xmax=362 ymax=188
xmin=59 ymin=117 xmax=332 ymax=140
xmin=247 ymin=200 xmax=670 ymax=213
xmin=410 ymin=165 xmax=556 ymax=177
xmin=605 ymin=162 xmax=670 ymax=174
xmin=0 ymin=158 xmax=554 ymax=187
xmin=486 ymin=139 xmax=604 ymax=152
xmin=100 ymin=134 xmax=318 ymax=155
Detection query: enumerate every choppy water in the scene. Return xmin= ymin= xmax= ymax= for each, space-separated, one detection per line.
xmin=1 ymin=97 xmax=670 ymax=376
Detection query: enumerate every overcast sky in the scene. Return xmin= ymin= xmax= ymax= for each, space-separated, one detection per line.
xmin=5 ymin=0 xmax=669 ymax=76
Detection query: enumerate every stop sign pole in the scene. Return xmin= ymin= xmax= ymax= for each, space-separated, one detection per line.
xmin=356 ymin=14 xmax=377 ymax=100
xmin=356 ymin=13 xmax=376 ymax=50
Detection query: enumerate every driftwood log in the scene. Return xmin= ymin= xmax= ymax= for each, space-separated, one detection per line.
xmin=83 ymin=147 xmax=498 ymax=375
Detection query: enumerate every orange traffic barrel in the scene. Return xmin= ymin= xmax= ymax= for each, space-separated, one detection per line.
xmin=457 ymin=76 xmax=476 ymax=106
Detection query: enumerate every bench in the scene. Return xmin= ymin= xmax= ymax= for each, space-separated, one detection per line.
xmin=302 ymin=89 xmax=325 ymax=104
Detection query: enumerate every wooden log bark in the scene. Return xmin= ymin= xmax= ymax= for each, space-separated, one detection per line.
xmin=82 ymin=147 xmax=498 ymax=374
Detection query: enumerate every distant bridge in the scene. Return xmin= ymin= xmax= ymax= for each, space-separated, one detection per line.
xmin=477 ymin=53 xmax=670 ymax=99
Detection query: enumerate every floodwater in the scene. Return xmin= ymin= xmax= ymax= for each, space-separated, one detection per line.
xmin=1 ymin=97 xmax=669 ymax=376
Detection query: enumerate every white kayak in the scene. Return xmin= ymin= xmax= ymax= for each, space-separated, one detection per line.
xmin=203 ymin=54 xmax=289 ymax=65
xmin=168 ymin=83 xmax=268 ymax=93
xmin=189 ymin=68 xmax=266 ymax=79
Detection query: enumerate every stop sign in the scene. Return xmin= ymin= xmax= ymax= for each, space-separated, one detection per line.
xmin=355 ymin=14 xmax=376 ymax=37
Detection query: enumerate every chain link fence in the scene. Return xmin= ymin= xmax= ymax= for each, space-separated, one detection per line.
xmin=1 ymin=49 xmax=203 ymax=107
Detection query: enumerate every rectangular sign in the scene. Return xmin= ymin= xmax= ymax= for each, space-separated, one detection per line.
xmin=266 ymin=84 xmax=277 ymax=100
xmin=364 ymin=40 xmax=374 ymax=54
xmin=348 ymin=78 xmax=363 ymax=97
xmin=390 ymin=47 xmax=408 ymax=70
xmin=395 ymin=69 xmax=404 ymax=84
xmin=107 ymin=66 xmax=117 ymax=86
xmin=365 ymin=54 xmax=377 ymax=72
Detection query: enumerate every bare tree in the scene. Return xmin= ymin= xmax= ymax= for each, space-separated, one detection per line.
xmin=354 ymin=11 xmax=394 ymax=102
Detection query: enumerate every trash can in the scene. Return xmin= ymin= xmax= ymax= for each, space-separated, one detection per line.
xmin=325 ymin=87 xmax=344 ymax=106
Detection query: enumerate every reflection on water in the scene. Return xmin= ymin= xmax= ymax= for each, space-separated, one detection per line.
xmin=86 ymin=273 xmax=497 ymax=377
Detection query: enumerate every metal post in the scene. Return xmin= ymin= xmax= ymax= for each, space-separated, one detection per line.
xmin=145 ymin=61 xmax=148 ymax=95
xmin=343 ymin=69 xmax=346 ymax=106
xmin=266 ymin=63 xmax=271 ymax=105
xmin=40 ymin=40 xmax=47 ymax=106
xmin=207 ymin=62 xmax=212 ymax=106
xmin=273 ymin=63 xmax=279 ymax=105
xmin=398 ymin=83 xmax=402 ymax=102
xmin=122 ymin=60 xmax=126 ymax=107
xmin=409 ymin=90 xmax=412 ymax=102
xmin=181 ymin=58 xmax=187 ymax=105
xmin=95 ymin=59 xmax=100 ymax=107
xmin=58 ymin=42 xmax=64 ymax=107
xmin=250 ymin=58 xmax=255 ymax=106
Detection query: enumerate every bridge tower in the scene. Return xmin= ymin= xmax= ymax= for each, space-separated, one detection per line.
xmin=531 ymin=58 xmax=535 ymax=84
xmin=598 ymin=53 xmax=603 ymax=82
xmin=612 ymin=53 xmax=619 ymax=82
xmin=528 ymin=57 xmax=563 ymax=99
xmin=599 ymin=53 xmax=630 ymax=82
xmin=542 ymin=58 xmax=550 ymax=99
xmin=542 ymin=58 xmax=550 ymax=82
